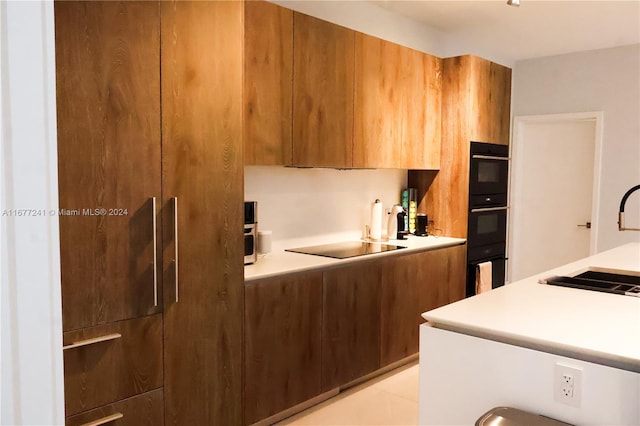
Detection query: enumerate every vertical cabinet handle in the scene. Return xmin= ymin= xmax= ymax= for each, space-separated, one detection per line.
xmin=79 ymin=412 xmax=123 ymax=426
xmin=151 ymin=197 xmax=158 ymax=307
xmin=173 ymin=197 xmax=179 ymax=303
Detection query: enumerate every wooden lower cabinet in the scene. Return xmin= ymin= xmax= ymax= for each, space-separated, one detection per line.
xmin=419 ymin=244 xmax=467 ymax=310
xmin=380 ymin=245 xmax=466 ymax=366
xmin=65 ymin=389 xmax=164 ymax=426
xmin=442 ymin=244 xmax=467 ymax=304
xmin=244 ymin=272 xmax=323 ymax=425
xmin=243 ymin=245 xmax=466 ymax=423
xmin=380 ymin=254 xmax=422 ymax=365
xmin=322 ymin=262 xmax=381 ymax=391
xmin=63 ymin=314 xmax=163 ymax=417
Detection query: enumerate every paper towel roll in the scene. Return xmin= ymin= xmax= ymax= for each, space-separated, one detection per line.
xmin=370 ymin=199 xmax=383 ymax=241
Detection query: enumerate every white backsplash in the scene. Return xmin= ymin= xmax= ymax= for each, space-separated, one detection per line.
xmin=244 ymin=166 xmax=407 ymax=251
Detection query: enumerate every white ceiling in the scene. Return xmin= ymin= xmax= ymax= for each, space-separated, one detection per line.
xmin=373 ymin=0 xmax=640 ymax=65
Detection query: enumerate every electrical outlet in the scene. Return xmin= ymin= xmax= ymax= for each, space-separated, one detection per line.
xmin=560 ymin=373 xmax=574 ymax=397
xmin=554 ymin=363 xmax=582 ymax=407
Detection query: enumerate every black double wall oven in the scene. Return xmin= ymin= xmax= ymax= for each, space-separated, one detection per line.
xmin=466 ymin=142 xmax=509 ymax=297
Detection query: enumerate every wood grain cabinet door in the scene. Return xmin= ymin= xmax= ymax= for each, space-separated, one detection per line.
xmin=380 ymin=246 xmax=466 ymax=367
xmin=244 ymin=0 xmax=293 ymax=165
xmin=413 ymin=56 xmax=511 ymax=238
xmin=244 ymin=272 xmax=323 ymax=425
xmin=354 ymin=34 xmax=442 ymax=169
xmin=468 ymin=57 xmax=512 ymax=146
xmin=65 ymin=389 xmax=164 ymax=426
xmin=63 ymin=314 xmax=163 ymax=416
xmin=380 ymin=254 xmax=421 ymax=366
xmin=442 ymin=244 xmax=467 ymax=304
xmin=380 ymin=246 xmax=466 ymax=366
xmin=161 ymin=2 xmax=244 ymax=425
xmin=292 ymin=13 xmax=355 ymax=167
xmin=416 ymin=245 xmax=467 ymax=313
xmin=322 ymin=262 xmax=382 ymax=391
xmin=55 ymin=0 xmax=162 ymax=332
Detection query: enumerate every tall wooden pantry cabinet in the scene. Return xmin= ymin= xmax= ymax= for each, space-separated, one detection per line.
xmin=55 ymin=1 xmax=244 ymax=425
xmin=409 ymin=55 xmax=512 ymax=239
xmin=161 ymin=2 xmax=244 ymax=424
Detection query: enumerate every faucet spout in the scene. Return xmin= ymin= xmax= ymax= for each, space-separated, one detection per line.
xmin=618 ymin=184 xmax=640 ymax=231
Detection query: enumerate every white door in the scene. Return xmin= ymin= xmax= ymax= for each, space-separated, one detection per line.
xmin=509 ymin=114 xmax=601 ymax=281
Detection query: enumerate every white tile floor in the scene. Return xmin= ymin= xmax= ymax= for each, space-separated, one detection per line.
xmin=276 ymin=362 xmax=419 ymax=426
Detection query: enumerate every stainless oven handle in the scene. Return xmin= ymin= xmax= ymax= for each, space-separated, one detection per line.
xmin=472 ymin=155 xmax=509 ymax=161
xmin=471 ymin=206 xmax=509 ymax=213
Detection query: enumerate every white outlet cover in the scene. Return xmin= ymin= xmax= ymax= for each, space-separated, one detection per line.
xmin=554 ymin=363 xmax=582 ymax=408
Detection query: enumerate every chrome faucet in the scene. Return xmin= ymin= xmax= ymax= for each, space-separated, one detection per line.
xmin=618 ymin=184 xmax=640 ymax=231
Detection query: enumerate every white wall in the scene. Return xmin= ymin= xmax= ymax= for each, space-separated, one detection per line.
xmin=245 ymin=166 xmax=407 ymax=251
xmin=1 ymin=1 xmax=65 ymax=425
xmin=271 ymin=0 xmax=446 ymax=57
xmin=512 ymin=44 xmax=640 ymax=252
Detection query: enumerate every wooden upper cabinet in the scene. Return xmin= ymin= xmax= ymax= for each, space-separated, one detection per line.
xmin=249 ymin=9 xmax=447 ymax=169
xmin=445 ymin=55 xmax=512 ymax=146
xmin=55 ymin=0 xmax=162 ymax=331
xmin=469 ymin=57 xmax=512 ymax=145
xmin=354 ymin=33 xmax=442 ymax=169
xmin=293 ymin=12 xmax=355 ymax=167
xmin=244 ymin=0 xmax=293 ymax=165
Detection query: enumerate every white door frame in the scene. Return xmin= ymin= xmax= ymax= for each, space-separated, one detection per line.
xmin=1 ymin=2 xmax=65 ymax=424
xmin=508 ymin=111 xmax=604 ymax=282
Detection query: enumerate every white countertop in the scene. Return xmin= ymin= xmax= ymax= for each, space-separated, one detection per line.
xmin=422 ymin=243 xmax=640 ymax=372
xmin=245 ymin=235 xmax=466 ymax=282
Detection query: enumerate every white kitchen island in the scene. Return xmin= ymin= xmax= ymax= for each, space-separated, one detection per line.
xmin=419 ymin=243 xmax=640 ymax=426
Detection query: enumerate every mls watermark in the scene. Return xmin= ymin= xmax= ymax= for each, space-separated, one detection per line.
xmin=1 ymin=208 xmax=129 ymax=217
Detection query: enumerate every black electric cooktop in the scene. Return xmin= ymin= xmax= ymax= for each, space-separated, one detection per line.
xmin=286 ymin=241 xmax=405 ymax=259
